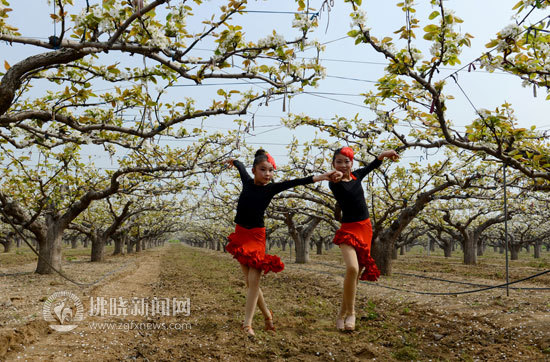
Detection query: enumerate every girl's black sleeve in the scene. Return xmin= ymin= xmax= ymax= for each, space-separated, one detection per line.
xmin=233 ymin=160 xmax=252 ymax=184
xmin=353 ymin=158 xmax=382 ymax=181
xmin=269 ymin=175 xmax=315 ymax=195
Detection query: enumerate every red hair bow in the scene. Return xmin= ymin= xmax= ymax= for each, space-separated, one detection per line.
xmin=340 ymin=147 xmax=354 ymax=161
xmin=266 ymin=153 xmax=277 ymax=170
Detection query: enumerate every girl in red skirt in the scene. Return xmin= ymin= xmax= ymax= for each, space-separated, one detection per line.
xmin=226 ymin=149 xmax=338 ymax=336
xmin=329 ymin=146 xmax=399 ymax=331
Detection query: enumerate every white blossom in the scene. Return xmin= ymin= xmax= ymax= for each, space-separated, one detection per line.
xmin=80 ymin=135 xmax=92 ymax=145
xmin=315 ymin=67 xmax=327 ymax=78
xmin=499 ymin=24 xmax=522 ymax=39
xmin=257 ymin=33 xmax=286 ymax=48
xmin=379 ymin=41 xmax=397 ymax=54
xmin=479 ymin=56 xmax=498 ymax=72
xmin=478 ymin=109 xmax=492 ymax=118
xmin=350 ymin=9 xmax=367 ymax=28
xmin=149 ymin=26 xmax=170 ymax=48
xmin=292 ymin=14 xmax=314 ymax=31
xmin=410 ymin=48 xmax=423 ymax=61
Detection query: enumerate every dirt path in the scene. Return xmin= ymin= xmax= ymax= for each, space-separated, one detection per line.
xmin=3 ymin=247 xmax=164 ymax=361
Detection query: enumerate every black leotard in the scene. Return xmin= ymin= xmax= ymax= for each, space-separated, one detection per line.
xmin=233 ymin=160 xmax=314 ymax=228
xmin=329 ymin=158 xmax=382 ymax=223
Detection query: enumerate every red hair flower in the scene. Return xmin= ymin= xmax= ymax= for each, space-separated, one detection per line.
xmin=340 ymin=147 xmax=354 ymax=161
xmin=266 ymin=153 xmax=277 ymax=170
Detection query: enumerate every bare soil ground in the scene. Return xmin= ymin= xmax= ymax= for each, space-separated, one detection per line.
xmin=1 ymin=244 xmax=549 ymax=361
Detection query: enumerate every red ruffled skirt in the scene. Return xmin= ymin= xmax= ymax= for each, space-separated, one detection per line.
xmin=226 ymin=225 xmax=284 ymax=274
xmin=333 ymin=218 xmax=380 ymax=281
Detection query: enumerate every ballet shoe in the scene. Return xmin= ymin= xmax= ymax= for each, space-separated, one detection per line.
xmin=264 ymin=310 xmax=275 ymax=331
xmin=336 ymin=317 xmax=345 ymax=331
xmin=344 ymin=314 xmax=356 ymax=331
xmin=242 ymin=324 xmax=255 ymax=336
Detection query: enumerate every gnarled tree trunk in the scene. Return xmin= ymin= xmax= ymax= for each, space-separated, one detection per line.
xmin=35 ymin=222 xmax=63 ymax=274
xmin=91 ymin=234 xmax=107 ymax=262
xmin=463 ymin=236 xmax=477 ymax=265
xmin=284 ymin=214 xmax=320 ymax=264
xmin=510 ymin=244 xmax=521 ymax=260
xmin=534 ymin=241 xmax=541 ymax=259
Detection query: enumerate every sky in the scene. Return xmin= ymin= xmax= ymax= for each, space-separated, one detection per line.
xmin=2 ymin=0 xmax=549 ymax=170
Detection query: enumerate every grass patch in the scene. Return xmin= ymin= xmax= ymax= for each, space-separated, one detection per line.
xmin=393 ymin=346 xmax=419 ymax=360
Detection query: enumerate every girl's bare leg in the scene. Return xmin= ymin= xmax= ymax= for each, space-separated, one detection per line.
xmin=240 ymin=264 xmax=270 ymax=318
xmin=339 ymin=244 xmax=359 ymax=318
xmin=243 ymin=267 xmax=262 ymax=327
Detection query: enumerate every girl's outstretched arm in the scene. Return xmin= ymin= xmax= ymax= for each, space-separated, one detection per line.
xmin=313 ymin=170 xmax=343 ymax=182
xmin=354 ymin=150 xmax=400 ymax=181
xmin=270 ymin=170 xmax=342 ymax=195
xmin=227 ymin=159 xmax=252 ymax=183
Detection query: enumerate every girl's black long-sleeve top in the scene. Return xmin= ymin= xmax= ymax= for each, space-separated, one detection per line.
xmin=329 ymin=158 xmax=382 ymax=223
xmin=232 ymin=160 xmax=314 ymax=229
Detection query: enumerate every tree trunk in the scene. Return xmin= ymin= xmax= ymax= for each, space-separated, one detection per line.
xmin=136 ymin=239 xmax=142 ymax=252
xmin=399 ymin=245 xmax=405 ymax=255
xmin=127 ymin=239 xmax=135 ymax=253
xmin=510 ymin=245 xmax=520 ymax=260
xmin=534 ymin=241 xmax=541 ymax=259
xmin=443 ymin=242 xmax=452 ymax=258
xmin=35 ymin=224 xmax=63 ymax=274
xmin=429 ymin=239 xmax=435 ymax=252
xmin=71 ymin=238 xmax=78 ymax=249
xmin=285 ymin=215 xmax=320 ymax=264
xmin=91 ymin=236 xmax=106 ymax=262
xmin=295 ymin=235 xmax=309 ymax=264
xmin=525 ymin=245 xmax=530 ymax=253
xmin=493 ymin=246 xmax=498 ymax=252
xmin=83 ymin=238 xmax=89 ymax=248
xmin=463 ymin=236 xmax=477 ymax=265
xmin=499 ymin=245 xmax=504 ymax=254
xmin=113 ymin=235 xmax=124 ymax=255
xmin=372 ymin=235 xmax=393 ymax=276
xmin=477 ymin=241 xmax=484 ymax=257
xmin=392 ymin=245 xmax=398 ymax=259
xmin=316 ymin=241 xmax=323 ymax=255
xmin=1 ymin=239 xmax=13 ymax=253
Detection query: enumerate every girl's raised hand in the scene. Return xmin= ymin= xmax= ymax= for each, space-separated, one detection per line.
xmin=378 ymin=150 xmax=400 ymax=162
xmin=313 ymin=170 xmax=342 ymax=182
xmin=330 ymin=170 xmax=343 ymax=183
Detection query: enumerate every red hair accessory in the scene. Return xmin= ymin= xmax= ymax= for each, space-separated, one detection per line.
xmin=340 ymin=147 xmax=354 ymax=161
xmin=266 ymin=153 xmax=277 ymax=170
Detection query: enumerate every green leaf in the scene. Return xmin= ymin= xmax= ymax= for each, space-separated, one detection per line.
xmin=423 ymin=24 xmax=438 ymax=32
xmin=423 ymin=33 xmax=435 ymax=41
xmin=512 ymin=1 xmax=523 ymax=10
xmin=428 ymin=11 xmax=440 ymax=20
xmin=485 ymin=39 xmax=499 ymax=48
